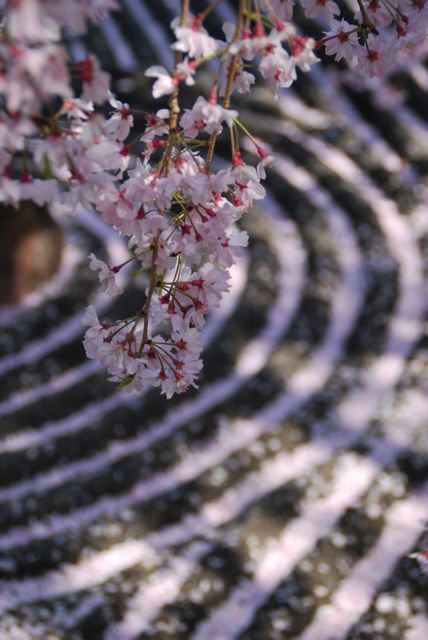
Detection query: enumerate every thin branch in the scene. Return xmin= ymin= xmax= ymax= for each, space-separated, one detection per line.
xmin=206 ymin=0 xmax=247 ymax=168
xmin=139 ymin=237 xmax=159 ymax=354
xmin=166 ymin=0 xmax=190 ymax=173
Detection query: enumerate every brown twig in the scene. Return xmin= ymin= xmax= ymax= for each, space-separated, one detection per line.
xmin=356 ymin=0 xmax=376 ymax=30
xmin=199 ymin=0 xmax=223 ymax=21
xmin=165 ymin=0 xmax=190 ymax=173
xmin=206 ymin=0 xmax=247 ymax=168
xmin=139 ymin=236 xmax=159 ymax=355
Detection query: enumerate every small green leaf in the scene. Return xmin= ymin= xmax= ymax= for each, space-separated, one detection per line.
xmin=116 ymin=375 xmax=134 ymax=389
xmin=43 ymin=155 xmax=52 ymax=180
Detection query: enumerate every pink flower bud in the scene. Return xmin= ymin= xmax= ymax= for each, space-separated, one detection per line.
xmin=253 ymin=22 xmax=266 ymax=38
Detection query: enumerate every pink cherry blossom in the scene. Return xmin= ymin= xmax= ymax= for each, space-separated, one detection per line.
xmin=1 ymin=0 xmax=425 ymax=397
xmin=88 ymin=253 xmax=124 ymax=296
xmin=267 ymin=0 xmax=296 ymax=22
xmin=145 ymin=66 xmax=178 ymax=99
xmin=300 ymin=0 xmax=340 ymax=23
xmin=323 ymin=19 xmax=360 ymax=65
xmin=180 ymin=96 xmax=238 ymax=136
xmin=172 ymin=16 xmax=219 ymax=59
xmin=78 ymin=55 xmax=111 ymax=104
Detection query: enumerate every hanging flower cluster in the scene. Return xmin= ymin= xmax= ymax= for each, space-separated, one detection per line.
xmin=316 ymin=0 xmax=428 ymax=73
xmin=0 ymin=0 xmax=427 ymax=397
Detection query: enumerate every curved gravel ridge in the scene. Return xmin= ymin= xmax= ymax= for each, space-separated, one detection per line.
xmin=0 ymin=2 xmax=427 ymax=639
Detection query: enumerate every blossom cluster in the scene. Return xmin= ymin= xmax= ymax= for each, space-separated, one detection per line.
xmin=315 ymin=0 xmax=428 ymax=75
xmin=0 ymin=0 xmax=426 ymax=397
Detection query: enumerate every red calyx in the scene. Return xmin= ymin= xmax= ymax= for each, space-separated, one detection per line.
xmin=136 ymin=205 xmax=146 ymax=219
xmin=192 ymin=15 xmax=202 ymax=31
xmin=147 ymin=116 xmax=158 ymax=127
xmin=151 ymin=139 xmax=166 ymax=150
xmin=253 ymin=22 xmax=266 ymax=39
xmin=121 ymin=108 xmax=132 ymax=120
xmin=75 ymin=59 xmax=94 ymax=83
xmin=208 ymin=86 xmax=218 ymax=105
xmin=256 ymin=145 xmax=269 ymax=159
xmin=291 ymin=36 xmax=308 ymax=57
xmin=3 ymin=164 xmax=13 ymax=179
xmin=232 ymin=150 xmax=244 ymax=167
xmin=396 ymin=23 xmax=407 ymax=37
xmin=192 ymin=278 xmax=205 ymax=289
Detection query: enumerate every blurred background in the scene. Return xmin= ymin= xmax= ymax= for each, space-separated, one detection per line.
xmin=0 ymin=1 xmax=427 ymax=638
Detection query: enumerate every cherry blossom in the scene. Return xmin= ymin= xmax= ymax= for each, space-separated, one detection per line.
xmin=356 ymin=34 xmax=395 ymax=77
xmin=323 ymin=19 xmax=360 ymax=65
xmin=180 ymin=96 xmax=238 ymax=136
xmin=172 ymin=15 xmax=219 ymax=59
xmin=267 ymin=0 xmax=296 ymax=22
xmin=1 ymin=0 xmax=427 ymax=396
xmin=300 ymin=0 xmax=340 ymax=23
xmin=145 ymin=66 xmax=179 ymax=99
xmin=78 ymin=55 xmax=111 ymax=104
xmin=88 ymin=253 xmax=124 ymax=296
xmin=259 ymin=45 xmax=297 ymax=96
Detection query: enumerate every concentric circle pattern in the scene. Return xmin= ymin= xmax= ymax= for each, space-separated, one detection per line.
xmin=0 ymin=2 xmax=427 ymax=639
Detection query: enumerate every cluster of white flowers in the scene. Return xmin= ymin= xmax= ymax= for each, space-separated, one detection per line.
xmin=318 ymin=0 xmax=428 ymax=74
xmin=0 ymin=0 xmax=426 ymax=396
